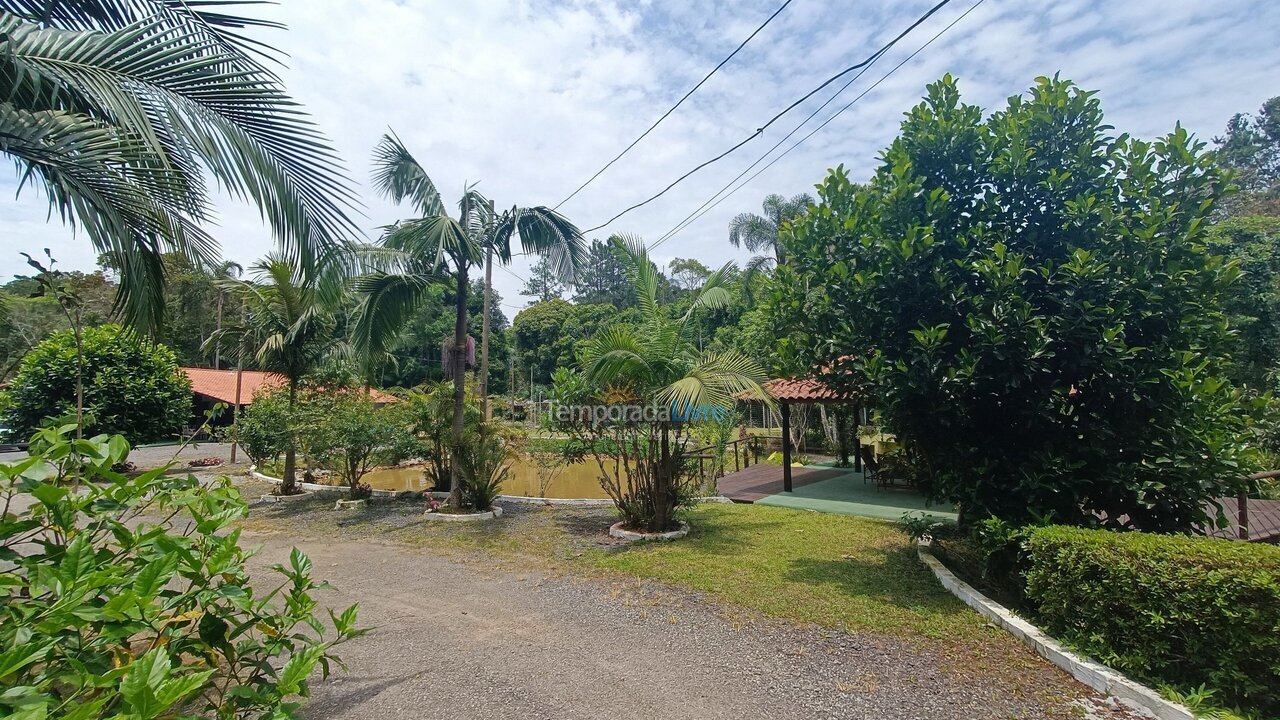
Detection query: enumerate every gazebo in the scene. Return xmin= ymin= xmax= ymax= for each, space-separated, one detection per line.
xmin=746 ymin=376 xmax=862 ymax=493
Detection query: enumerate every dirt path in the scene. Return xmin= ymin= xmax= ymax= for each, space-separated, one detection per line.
xmin=245 ymin=532 xmax=1144 ymax=720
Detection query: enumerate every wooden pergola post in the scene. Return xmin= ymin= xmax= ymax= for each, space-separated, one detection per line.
xmin=780 ymin=400 xmax=793 ymax=493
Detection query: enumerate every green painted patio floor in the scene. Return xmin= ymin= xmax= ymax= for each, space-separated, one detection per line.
xmin=754 ymin=470 xmax=958 ymax=522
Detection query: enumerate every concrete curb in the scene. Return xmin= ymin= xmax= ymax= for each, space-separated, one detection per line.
xmin=424 ymin=505 xmax=503 ymax=521
xmin=917 ymin=543 xmax=1191 ymax=720
xmin=609 ymin=520 xmax=690 ymax=542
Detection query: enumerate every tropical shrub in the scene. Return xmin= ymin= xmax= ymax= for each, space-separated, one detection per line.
xmin=301 ymin=388 xmax=407 ymax=496
xmin=0 ymin=423 xmax=363 ymax=719
xmin=1024 ymin=526 xmax=1280 ymax=716
xmin=456 ymin=421 xmax=521 ymax=511
xmin=775 ymin=75 xmax=1261 ymax=530
xmin=402 ymin=381 xmax=483 ymax=493
xmin=3 ymin=324 xmax=191 ymax=443
xmin=227 ymin=384 xmax=296 ymax=466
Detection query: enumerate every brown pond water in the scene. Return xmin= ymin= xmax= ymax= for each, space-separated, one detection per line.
xmin=361 ymin=457 xmax=627 ymax=499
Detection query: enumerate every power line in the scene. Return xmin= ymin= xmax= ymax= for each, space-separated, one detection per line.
xmin=581 ymin=0 xmax=953 ymax=235
xmin=552 ymin=0 xmax=795 ymax=211
xmin=648 ymin=7 xmax=909 ymax=251
xmin=650 ymin=0 xmax=985 ymax=251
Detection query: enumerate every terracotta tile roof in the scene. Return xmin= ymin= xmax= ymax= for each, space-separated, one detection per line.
xmin=181 ymin=367 xmax=396 ymax=405
xmin=741 ymin=377 xmax=858 ymax=403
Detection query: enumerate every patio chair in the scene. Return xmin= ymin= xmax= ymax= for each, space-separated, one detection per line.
xmin=862 ymin=447 xmax=913 ymax=491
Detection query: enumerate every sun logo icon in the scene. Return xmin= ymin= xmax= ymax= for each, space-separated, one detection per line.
xmin=595 ymin=382 xmax=639 ymax=405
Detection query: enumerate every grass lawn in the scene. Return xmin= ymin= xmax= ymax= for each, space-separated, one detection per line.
xmin=235 ymin=480 xmax=993 ymax=643
xmin=586 ymin=504 xmax=984 ymax=640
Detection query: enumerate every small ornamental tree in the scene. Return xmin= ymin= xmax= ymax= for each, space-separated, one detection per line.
xmin=4 ymin=324 xmax=191 ymax=443
xmin=774 ymin=75 xmax=1261 ymax=531
xmin=302 ymin=389 xmax=407 ymax=497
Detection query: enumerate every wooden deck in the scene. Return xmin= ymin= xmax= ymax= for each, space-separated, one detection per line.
xmin=716 ymin=464 xmax=850 ymax=503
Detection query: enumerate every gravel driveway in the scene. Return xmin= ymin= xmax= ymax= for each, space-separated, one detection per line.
xmin=244 ymin=532 xmax=1147 ymax=720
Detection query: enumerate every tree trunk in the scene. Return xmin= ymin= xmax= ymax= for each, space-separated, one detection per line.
xmin=448 ymin=258 xmax=469 ymax=507
xmin=655 ymin=423 xmax=671 ymax=532
xmin=282 ymin=378 xmax=298 ymax=494
xmin=479 ymin=244 xmax=493 ymax=420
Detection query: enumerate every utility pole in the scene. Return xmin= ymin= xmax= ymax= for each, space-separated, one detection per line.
xmin=230 ymin=307 xmax=246 ymax=464
xmin=479 ymin=198 xmax=495 ymax=420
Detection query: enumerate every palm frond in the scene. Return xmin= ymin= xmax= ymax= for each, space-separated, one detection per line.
xmin=727 ymin=212 xmax=776 ymax=253
xmin=349 ymin=271 xmax=438 ymax=365
xmin=683 ymin=261 xmax=738 ymax=322
xmin=493 ymin=205 xmax=586 ymax=285
xmin=372 ymin=131 xmax=444 ymax=217
xmin=657 ymin=350 xmax=768 ymax=416
xmin=2 ymin=7 xmax=361 ymax=328
xmin=382 ymin=215 xmax=480 ymax=268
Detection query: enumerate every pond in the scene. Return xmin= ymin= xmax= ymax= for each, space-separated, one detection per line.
xmin=361 ymin=457 xmax=625 ymax=499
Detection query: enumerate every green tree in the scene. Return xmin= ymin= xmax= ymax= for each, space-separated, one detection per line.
xmin=3 ymin=324 xmax=191 ymax=442
xmin=511 ymin=299 xmax=620 ymax=387
xmin=1207 ymin=216 xmax=1280 ymax=389
xmin=215 ymin=256 xmax=343 ymax=494
xmin=775 ymin=75 xmax=1257 ymax=531
xmin=1214 ymin=96 xmax=1280 ymax=215
xmin=353 ymin=132 xmax=585 ymax=504
xmin=572 ymin=236 xmax=635 ymax=308
xmin=303 ymin=388 xmax=405 ymax=496
xmin=728 ymin=192 xmax=813 ymax=275
xmin=1 ymin=1 xmax=358 ymax=330
xmin=520 ymin=257 xmax=565 ymax=302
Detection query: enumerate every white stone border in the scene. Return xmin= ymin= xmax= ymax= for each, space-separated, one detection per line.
xmin=609 ymin=520 xmax=690 ymax=542
xmin=917 ymin=543 xmax=1191 ymax=720
xmin=424 ymin=505 xmax=503 ymax=521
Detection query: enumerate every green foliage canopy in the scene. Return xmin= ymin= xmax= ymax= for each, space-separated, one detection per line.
xmin=3 ymin=324 xmax=191 ymax=442
xmin=774 ymin=75 xmax=1258 ymax=531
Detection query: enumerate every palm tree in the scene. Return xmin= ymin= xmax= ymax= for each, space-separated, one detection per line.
xmin=354 ymin=132 xmax=585 ymax=505
xmin=580 ymin=237 xmax=768 ymax=531
xmin=1 ymin=1 xmax=359 ymax=331
xmin=210 ymin=260 xmax=244 ymax=369
xmin=728 ymin=192 xmax=814 ymax=278
xmin=213 ymin=255 xmax=342 ymax=494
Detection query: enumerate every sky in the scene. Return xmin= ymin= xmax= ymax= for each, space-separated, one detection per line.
xmin=3 ymin=0 xmax=1278 ymax=320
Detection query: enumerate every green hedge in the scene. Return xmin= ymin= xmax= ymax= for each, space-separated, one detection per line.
xmin=1024 ymin=526 xmax=1280 ymax=715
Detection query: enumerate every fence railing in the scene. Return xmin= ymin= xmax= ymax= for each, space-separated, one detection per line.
xmin=686 ymin=436 xmax=765 ymax=488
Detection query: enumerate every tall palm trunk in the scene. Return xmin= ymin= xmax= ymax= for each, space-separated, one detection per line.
xmin=282 ymin=377 xmax=299 ymax=494
xmin=448 ymin=257 xmax=468 ymax=506
xmin=479 ymin=244 xmax=493 ymax=420
xmin=654 ymin=422 xmax=671 ymax=532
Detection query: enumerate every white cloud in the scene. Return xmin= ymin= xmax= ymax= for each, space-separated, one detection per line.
xmin=3 ymin=0 xmax=1278 ymax=319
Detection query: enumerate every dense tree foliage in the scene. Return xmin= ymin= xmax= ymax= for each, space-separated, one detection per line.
xmin=511 ymin=299 xmax=622 ymax=387
xmin=1214 ymin=96 xmax=1280 ymax=216
xmin=572 ymin=236 xmax=635 ymax=308
xmin=520 ymin=257 xmax=565 ymax=302
xmin=774 ymin=75 xmax=1258 ymax=531
xmin=3 ymin=324 xmax=191 ymax=442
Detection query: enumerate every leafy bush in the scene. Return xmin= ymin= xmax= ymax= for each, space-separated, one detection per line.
xmin=774 ymin=75 xmax=1263 ymax=530
xmin=225 ymin=384 xmax=296 ymax=466
xmin=0 ymin=423 xmax=364 ymax=719
xmin=456 ymin=422 xmax=520 ymax=511
xmin=3 ymin=324 xmax=192 ymax=443
xmin=1024 ymin=526 xmax=1280 ymax=716
xmin=300 ymin=387 xmax=409 ymax=492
